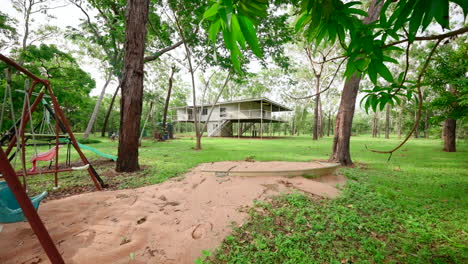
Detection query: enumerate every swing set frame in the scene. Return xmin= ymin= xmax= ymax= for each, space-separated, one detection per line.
xmin=0 ymin=53 xmax=106 ymax=263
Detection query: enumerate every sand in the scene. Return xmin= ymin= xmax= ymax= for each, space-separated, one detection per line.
xmin=202 ymin=161 xmax=326 ymax=171
xmin=0 ymin=161 xmax=345 ymax=264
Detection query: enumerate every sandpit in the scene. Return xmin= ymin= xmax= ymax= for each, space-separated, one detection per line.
xmin=202 ymin=160 xmax=340 ymax=178
xmin=0 ymin=161 xmax=344 ymax=264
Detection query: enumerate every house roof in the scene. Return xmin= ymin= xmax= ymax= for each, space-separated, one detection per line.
xmin=172 ymin=97 xmax=292 ymax=112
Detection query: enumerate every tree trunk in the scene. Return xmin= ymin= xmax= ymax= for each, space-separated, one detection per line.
xmin=385 ymin=104 xmax=390 ymax=139
xmin=313 ymin=79 xmax=320 ymax=140
xmin=318 ymin=99 xmax=323 ymax=137
xmin=398 ymin=100 xmax=405 ymax=139
xmin=162 ymin=66 xmax=176 ymax=135
xmin=116 ymin=0 xmax=149 ymax=172
xmin=327 ymin=111 xmax=331 ymax=137
xmin=414 ymin=109 xmax=419 ymax=138
xmin=424 ymin=109 xmax=429 ymax=138
xmin=372 ymin=111 xmax=379 ymax=138
xmin=329 ymin=0 xmax=382 ymax=166
xmin=101 ymin=81 xmax=121 ymax=137
xmin=330 ymin=75 xmax=361 ymax=165
xmin=291 ymin=118 xmax=295 ymax=136
xmin=139 ymin=100 xmax=153 ymax=145
xmin=84 ymin=74 xmax=112 ymax=139
xmin=443 ymin=119 xmax=456 ymax=152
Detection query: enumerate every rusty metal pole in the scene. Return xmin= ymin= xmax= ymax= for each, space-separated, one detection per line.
xmin=45 ymin=83 xmax=104 ymax=190
xmin=0 ymin=146 xmax=65 ymax=264
xmin=5 ymin=83 xmax=44 ymax=156
xmin=54 ymin=102 xmax=60 ymax=188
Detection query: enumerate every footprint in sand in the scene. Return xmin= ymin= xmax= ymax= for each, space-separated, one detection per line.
xmin=73 ymin=229 xmax=96 ymax=248
xmin=191 ymin=222 xmax=213 ymax=240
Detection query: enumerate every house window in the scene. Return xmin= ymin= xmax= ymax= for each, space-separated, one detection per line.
xmin=220 ymin=107 xmax=227 ymax=117
xmin=202 ymin=108 xmax=208 ymax=115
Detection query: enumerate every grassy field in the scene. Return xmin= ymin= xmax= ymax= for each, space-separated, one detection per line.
xmin=11 ymin=134 xmax=468 ymax=263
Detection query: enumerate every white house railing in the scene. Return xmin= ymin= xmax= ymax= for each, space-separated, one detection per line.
xmin=175 ymin=109 xmax=286 ymax=122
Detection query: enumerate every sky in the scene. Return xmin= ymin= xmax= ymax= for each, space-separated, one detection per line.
xmin=0 ymin=0 xmax=124 ymax=96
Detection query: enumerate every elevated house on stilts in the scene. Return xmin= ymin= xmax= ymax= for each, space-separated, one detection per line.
xmin=173 ymin=98 xmax=291 ymax=138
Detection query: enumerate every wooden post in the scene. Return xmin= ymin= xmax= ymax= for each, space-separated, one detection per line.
xmin=270 ymin=103 xmax=272 ymax=137
xmin=260 ymin=99 xmax=263 ymax=139
xmin=238 ymin=103 xmax=240 ymax=138
xmin=0 ymin=146 xmax=65 ymax=264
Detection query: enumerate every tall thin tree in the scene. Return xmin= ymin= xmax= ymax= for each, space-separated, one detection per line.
xmin=116 ymin=0 xmax=149 ymax=172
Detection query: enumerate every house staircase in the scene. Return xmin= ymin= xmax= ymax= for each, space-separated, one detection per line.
xmin=208 ymin=120 xmax=232 ymax=137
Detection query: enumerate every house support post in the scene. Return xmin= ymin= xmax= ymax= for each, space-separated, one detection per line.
xmin=260 ymin=100 xmax=263 ymax=140
xmin=270 ymin=103 xmax=272 ymax=137
xmin=238 ymin=103 xmax=240 ymax=138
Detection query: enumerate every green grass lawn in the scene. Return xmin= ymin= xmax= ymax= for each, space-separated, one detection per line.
xmin=12 ymin=134 xmax=468 ymax=263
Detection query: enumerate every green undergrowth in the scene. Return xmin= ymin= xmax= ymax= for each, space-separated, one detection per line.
xmin=200 ymin=171 xmax=467 ymax=263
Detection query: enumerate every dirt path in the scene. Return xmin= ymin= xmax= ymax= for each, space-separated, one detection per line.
xmin=0 ymin=161 xmax=345 ymax=264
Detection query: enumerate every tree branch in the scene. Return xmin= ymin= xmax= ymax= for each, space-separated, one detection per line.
xmin=384 ymin=27 xmax=468 ymax=48
xmin=391 ymin=40 xmax=411 ymax=96
xmin=200 ymin=71 xmax=232 ymax=135
xmin=368 ymin=39 xmax=443 ymax=155
xmin=321 ymin=27 xmax=467 ymax=64
xmin=286 ymin=57 xmax=347 ymax=100
xmin=144 ymin=40 xmax=184 ymax=62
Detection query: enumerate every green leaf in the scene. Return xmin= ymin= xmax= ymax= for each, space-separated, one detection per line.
xmin=384 ymin=46 xmax=404 ymax=52
xmin=238 ymin=15 xmax=262 ymax=57
xmin=433 ymin=0 xmax=449 ymax=28
xmin=203 ymin=3 xmax=219 ymax=19
xmin=209 ymin=19 xmax=222 ymax=42
xmin=343 ymin=1 xmax=361 ymax=8
xmin=337 ymin=25 xmax=346 ymax=48
xmin=222 ymin=24 xmax=233 ymax=48
xmin=408 ymin=1 xmax=425 ymax=41
xmin=394 ymin=95 xmax=401 ymax=105
xmin=368 ymin=61 xmax=378 ymax=84
xmin=354 ymin=58 xmax=369 ymax=72
xmin=371 ymin=94 xmax=379 ymax=112
xmin=383 ymin=56 xmax=398 ymax=64
xmin=327 ymin=23 xmax=337 ymax=43
xmin=398 ymin=72 xmax=407 ymax=83
xmin=348 ymin=8 xmax=368 ymax=17
xmin=377 ymin=62 xmax=394 ymax=82
xmin=379 ymin=0 xmax=392 ymax=27
xmin=231 ymin=14 xmax=246 ymax=50
xmin=218 ymin=6 xmax=232 ymax=31
xmin=295 ymin=13 xmax=310 ymax=32
xmin=379 ymin=93 xmax=389 ymax=111
xmin=421 ymin=1 xmax=434 ymax=30
xmin=364 ymin=96 xmax=371 ymax=113
xmin=407 ymin=90 xmax=413 ymax=100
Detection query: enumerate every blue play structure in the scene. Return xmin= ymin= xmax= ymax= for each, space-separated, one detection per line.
xmin=0 ymin=181 xmax=48 ymax=223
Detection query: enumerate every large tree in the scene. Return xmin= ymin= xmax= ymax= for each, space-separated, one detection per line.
xmin=425 ymin=39 xmax=467 ymax=152
xmin=116 ymin=0 xmax=150 ymax=172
